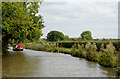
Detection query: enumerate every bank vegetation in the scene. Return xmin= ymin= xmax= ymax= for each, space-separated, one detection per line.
xmin=23 ymin=40 xmax=120 ymax=76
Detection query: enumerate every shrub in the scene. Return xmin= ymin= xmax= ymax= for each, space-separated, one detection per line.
xmin=72 ymin=49 xmax=79 ymax=57
xmin=71 ymin=44 xmax=77 ymax=55
xmin=44 ymin=45 xmax=49 ymax=51
xmin=99 ymin=42 xmax=117 ymax=67
xmin=36 ymin=45 xmax=45 ymax=51
xmin=51 ymin=44 xmax=57 ymax=52
xmin=99 ymin=51 xmax=114 ymax=67
xmin=46 ymin=48 xmax=52 ymax=52
xmin=85 ymin=43 xmax=98 ymax=61
xmin=78 ymin=44 xmax=86 ymax=58
xmin=99 ymin=44 xmax=105 ymax=53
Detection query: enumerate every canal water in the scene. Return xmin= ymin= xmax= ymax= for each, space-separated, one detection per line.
xmin=2 ymin=49 xmax=116 ymax=77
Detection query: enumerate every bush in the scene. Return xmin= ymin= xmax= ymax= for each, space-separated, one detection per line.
xmin=72 ymin=49 xmax=79 ymax=57
xmin=85 ymin=43 xmax=98 ymax=61
xmin=46 ymin=48 xmax=52 ymax=52
xmin=44 ymin=45 xmax=49 ymax=51
xmin=78 ymin=44 xmax=86 ymax=58
xmin=98 ymin=42 xmax=117 ymax=67
xmin=99 ymin=51 xmax=113 ymax=67
xmin=51 ymin=44 xmax=57 ymax=52
xmin=71 ymin=44 xmax=77 ymax=55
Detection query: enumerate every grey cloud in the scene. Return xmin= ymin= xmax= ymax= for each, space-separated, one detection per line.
xmin=38 ymin=2 xmax=118 ymax=39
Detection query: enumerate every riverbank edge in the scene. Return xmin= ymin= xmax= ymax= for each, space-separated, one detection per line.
xmin=23 ymin=43 xmax=118 ymax=66
xmin=23 ymin=42 xmax=120 ymax=76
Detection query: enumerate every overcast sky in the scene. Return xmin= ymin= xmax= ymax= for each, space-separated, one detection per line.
xmin=37 ymin=0 xmax=118 ymax=39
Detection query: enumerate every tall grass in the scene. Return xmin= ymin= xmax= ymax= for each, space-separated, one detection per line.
xmin=98 ymin=42 xmax=118 ymax=67
xmin=23 ymin=41 xmax=119 ymax=68
xmin=85 ymin=43 xmax=99 ymax=61
xmin=78 ymin=44 xmax=86 ymax=58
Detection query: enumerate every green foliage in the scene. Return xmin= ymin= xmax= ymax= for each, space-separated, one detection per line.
xmin=56 ymin=40 xmax=120 ymax=51
xmin=23 ymin=40 xmax=119 ymax=68
xmin=64 ymin=35 xmax=70 ymax=41
xmin=78 ymin=44 xmax=86 ymax=58
xmin=71 ymin=44 xmax=77 ymax=56
xmin=2 ymin=2 xmax=44 ymax=52
xmin=71 ymin=37 xmax=82 ymax=41
xmin=85 ymin=43 xmax=98 ymax=61
xmin=114 ymin=67 xmax=120 ymax=76
xmin=47 ymin=30 xmax=65 ymax=41
xmin=72 ymin=49 xmax=79 ymax=57
xmin=98 ymin=42 xmax=118 ymax=67
xmin=58 ymin=41 xmax=76 ymax=48
xmin=81 ymin=31 xmax=93 ymax=40
xmin=58 ymin=48 xmax=71 ymax=54
xmin=27 ymin=2 xmax=45 ymax=41
xmin=3 ymin=2 xmax=29 ymax=41
xmin=24 ymin=43 xmax=44 ymax=51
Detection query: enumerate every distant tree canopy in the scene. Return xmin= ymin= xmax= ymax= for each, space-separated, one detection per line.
xmin=81 ymin=31 xmax=93 ymax=40
xmin=2 ymin=2 xmax=45 ymax=49
xmin=64 ymin=35 xmax=70 ymax=40
xmin=47 ymin=30 xmax=65 ymax=41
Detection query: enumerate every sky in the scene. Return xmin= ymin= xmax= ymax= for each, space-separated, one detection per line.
xmin=37 ymin=0 xmax=118 ymax=39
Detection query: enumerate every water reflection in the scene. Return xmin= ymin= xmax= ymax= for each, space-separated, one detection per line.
xmin=86 ymin=59 xmax=99 ymax=68
xmin=2 ymin=51 xmax=43 ymax=77
xmin=2 ymin=49 xmax=116 ymax=77
xmin=85 ymin=59 xmax=116 ymax=77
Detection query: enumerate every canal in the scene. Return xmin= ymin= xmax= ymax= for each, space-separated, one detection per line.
xmin=2 ymin=49 xmax=116 ymax=77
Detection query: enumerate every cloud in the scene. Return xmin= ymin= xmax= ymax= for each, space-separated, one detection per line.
xmin=37 ymin=1 xmax=118 ymax=39
xmin=44 ymin=0 xmax=119 ymax=2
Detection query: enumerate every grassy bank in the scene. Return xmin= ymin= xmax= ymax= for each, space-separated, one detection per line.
xmin=23 ymin=41 xmax=119 ymax=76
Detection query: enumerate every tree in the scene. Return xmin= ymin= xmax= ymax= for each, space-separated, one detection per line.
xmin=81 ymin=31 xmax=93 ymax=40
xmin=27 ymin=2 xmax=45 ymax=41
xmin=64 ymin=35 xmax=70 ymax=40
xmin=2 ymin=2 xmax=44 ymax=52
xmin=47 ymin=30 xmax=65 ymax=41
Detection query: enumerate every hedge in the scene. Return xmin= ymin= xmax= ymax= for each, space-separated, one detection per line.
xmin=56 ymin=40 xmax=120 ymax=51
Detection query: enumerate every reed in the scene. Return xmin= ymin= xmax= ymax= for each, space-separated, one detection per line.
xmin=23 ymin=41 xmax=119 ymax=68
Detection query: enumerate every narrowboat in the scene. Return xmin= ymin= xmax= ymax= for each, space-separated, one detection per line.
xmin=13 ymin=44 xmax=23 ymax=51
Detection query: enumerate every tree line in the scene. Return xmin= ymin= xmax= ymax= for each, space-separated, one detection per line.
xmin=46 ymin=30 xmax=119 ymax=42
xmin=46 ymin=30 xmax=93 ymax=41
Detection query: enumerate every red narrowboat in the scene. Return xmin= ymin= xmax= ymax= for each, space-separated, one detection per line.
xmin=13 ymin=44 xmax=23 ymax=51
